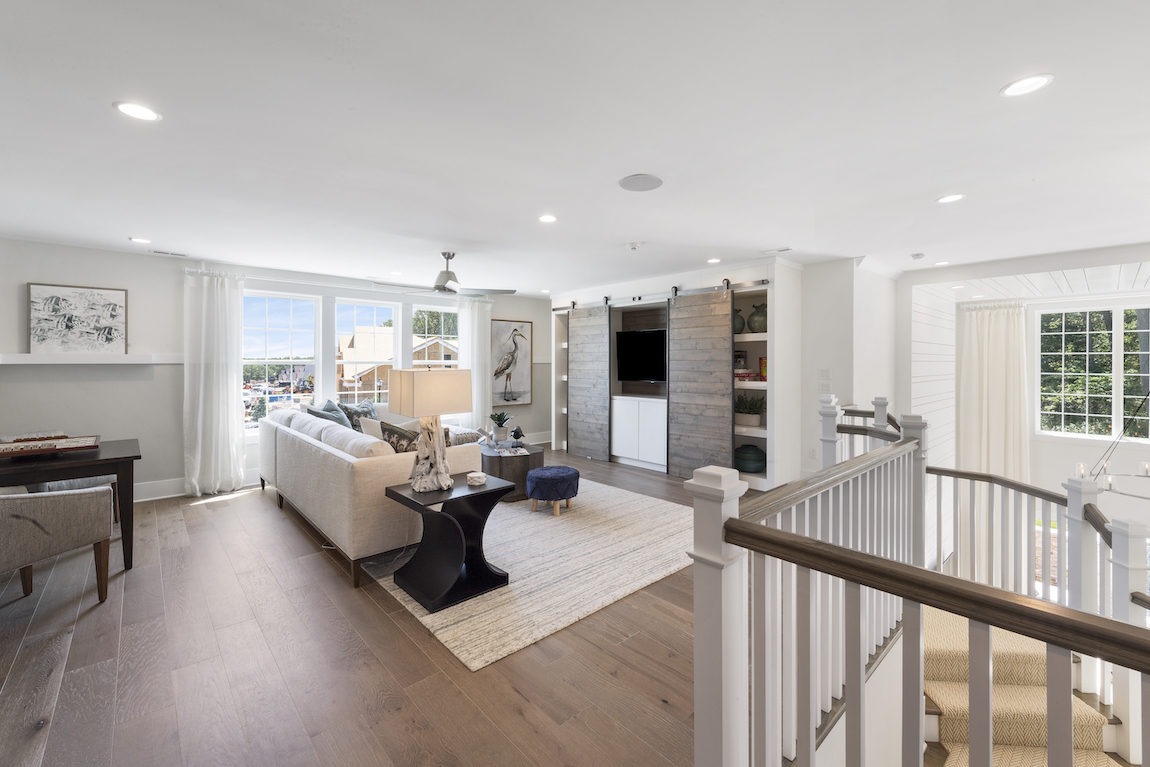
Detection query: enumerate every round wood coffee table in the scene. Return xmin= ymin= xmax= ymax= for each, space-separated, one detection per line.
xmin=479 ymin=443 xmax=544 ymax=502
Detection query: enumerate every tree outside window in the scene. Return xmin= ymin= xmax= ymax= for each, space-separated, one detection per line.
xmin=243 ymin=296 xmax=316 ymax=428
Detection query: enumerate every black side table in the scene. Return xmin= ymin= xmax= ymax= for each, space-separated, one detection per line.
xmin=385 ymin=473 xmax=515 ymax=613
xmin=479 ymin=443 xmax=544 ymax=502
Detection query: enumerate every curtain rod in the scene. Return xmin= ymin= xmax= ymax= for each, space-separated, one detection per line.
xmin=552 ymin=278 xmax=769 ymax=312
xmin=957 ymin=298 xmax=1024 ymax=310
xmin=184 ymin=267 xmax=246 ymax=280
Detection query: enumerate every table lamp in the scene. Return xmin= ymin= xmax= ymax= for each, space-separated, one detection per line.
xmin=388 ymin=368 xmax=473 ymax=492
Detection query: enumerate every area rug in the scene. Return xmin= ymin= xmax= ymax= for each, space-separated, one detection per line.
xmin=362 ymin=478 xmax=693 ymax=671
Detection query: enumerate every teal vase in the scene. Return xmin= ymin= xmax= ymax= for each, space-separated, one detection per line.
xmin=732 ymin=308 xmax=745 ymax=334
xmin=746 ymin=303 xmax=768 ymax=333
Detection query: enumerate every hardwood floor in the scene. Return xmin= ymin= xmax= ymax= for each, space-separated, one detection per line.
xmin=0 ymin=448 xmax=695 ymax=767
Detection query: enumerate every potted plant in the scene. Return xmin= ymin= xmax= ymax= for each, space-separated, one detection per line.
xmin=734 ymin=393 xmax=766 ymax=427
xmin=489 ymin=412 xmax=515 ymax=443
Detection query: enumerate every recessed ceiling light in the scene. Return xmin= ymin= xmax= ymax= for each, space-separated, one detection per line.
xmin=618 ymin=174 xmax=663 ymax=192
xmin=952 ymin=285 xmax=965 ymax=290
xmin=113 ymin=101 xmax=161 ymax=121
xmin=934 ymin=261 xmax=950 ymax=266
xmin=390 ymin=271 xmax=402 ymax=275
xmin=128 ymin=237 xmax=151 ymax=244
xmin=1000 ymin=74 xmax=1054 ymax=97
xmin=937 ymin=194 xmax=965 ymax=204
xmin=708 ymin=258 xmax=721 ymax=264
xmin=539 ymin=214 xmax=557 ymax=223
xmin=542 ymin=289 xmax=551 ymax=293
xmin=972 ymin=295 xmax=985 ymax=299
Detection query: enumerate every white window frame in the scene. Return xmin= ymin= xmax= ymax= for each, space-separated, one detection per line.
xmin=334 ymin=299 xmax=400 ymax=406
xmin=411 ymin=305 xmax=459 ymax=370
xmin=242 ymin=291 xmax=319 ymax=431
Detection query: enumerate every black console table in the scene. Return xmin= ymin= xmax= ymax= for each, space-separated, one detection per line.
xmin=385 ymin=473 xmax=515 ymax=613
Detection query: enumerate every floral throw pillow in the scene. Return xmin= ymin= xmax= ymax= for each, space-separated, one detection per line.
xmin=336 ymin=400 xmax=379 ymax=432
xmin=377 ymin=421 xmax=419 ymax=454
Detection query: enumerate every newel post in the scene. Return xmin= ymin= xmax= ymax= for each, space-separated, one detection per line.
xmin=819 ymin=394 xmax=842 ymax=469
xmin=899 ymin=414 xmax=928 ymax=767
xmin=1064 ymin=477 xmax=1101 ymax=695
xmin=1107 ymin=519 xmax=1149 ymax=765
xmin=687 ymin=465 xmax=750 ymax=767
xmin=872 ymin=396 xmax=889 ymax=430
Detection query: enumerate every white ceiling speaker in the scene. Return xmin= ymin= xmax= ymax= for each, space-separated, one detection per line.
xmin=618 ymin=174 xmax=663 ymax=192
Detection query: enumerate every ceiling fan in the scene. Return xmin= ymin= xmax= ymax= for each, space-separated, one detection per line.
xmin=374 ymin=252 xmax=515 ymax=296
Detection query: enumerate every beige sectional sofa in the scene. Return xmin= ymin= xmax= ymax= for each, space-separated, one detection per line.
xmin=258 ymin=408 xmax=480 ymax=586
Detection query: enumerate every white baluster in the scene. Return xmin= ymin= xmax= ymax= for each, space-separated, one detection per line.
xmin=686 ymin=465 xmax=750 ymax=767
xmin=1042 ymin=499 xmax=1052 ymax=602
xmin=969 ymin=620 xmax=993 ymax=767
xmin=1026 ymin=495 xmax=1036 ymax=598
xmin=797 ymin=565 xmax=817 ymax=767
xmin=1047 ymin=644 xmax=1074 ymax=767
xmin=1013 ymin=490 xmax=1023 ymax=594
xmin=1107 ymin=518 xmax=1149 ymax=765
xmin=846 ymin=580 xmax=865 ymax=767
xmin=782 ymin=508 xmax=796 ymax=762
xmin=903 ymin=597 xmax=925 ymax=767
xmin=751 ymin=551 xmax=769 ymax=767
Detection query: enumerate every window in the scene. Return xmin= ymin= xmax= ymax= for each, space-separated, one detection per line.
xmin=1039 ymin=308 xmax=1150 ymax=438
xmin=336 ymin=302 xmax=395 ymax=405
xmin=412 ymin=308 xmax=459 ymax=369
xmin=243 ymin=296 xmax=316 ymax=427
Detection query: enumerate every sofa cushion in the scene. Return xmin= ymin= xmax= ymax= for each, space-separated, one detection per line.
xmin=305 ymin=400 xmax=353 ymax=428
xmin=296 ymin=414 xmax=338 ymax=442
xmin=264 ymin=408 xmax=295 ymax=426
xmin=323 ymin=427 xmax=394 ymax=458
xmin=336 ymin=400 xmax=378 ymax=432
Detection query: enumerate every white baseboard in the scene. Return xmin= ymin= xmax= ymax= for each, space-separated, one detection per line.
xmin=525 ymin=431 xmax=551 ymax=446
xmin=134 ymin=477 xmax=186 ymax=501
xmin=611 ymin=455 xmax=667 ymax=473
xmin=243 ymin=467 xmax=263 ymax=488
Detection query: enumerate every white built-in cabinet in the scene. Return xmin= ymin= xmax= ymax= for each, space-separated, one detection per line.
xmin=611 ymin=395 xmax=667 ymax=469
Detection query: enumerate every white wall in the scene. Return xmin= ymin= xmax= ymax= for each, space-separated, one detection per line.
xmin=853 ymin=266 xmax=897 ymax=409
xmin=813 ymin=635 xmax=904 ymax=767
xmin=801 ymin=260 xmax=855 ymax=475
xmin=0 ymin=239 xmax=186 ymax=497
xmin=489 ymin=294 xmax=553 ymax=442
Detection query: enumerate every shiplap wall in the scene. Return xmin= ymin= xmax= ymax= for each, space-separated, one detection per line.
xmin=911 ymin=283 xmax=957 ymax=564
xmin=567 ymin=306 xmax=611 ymax=461
xmin=668 ymin=291 xmax=733 ymax=479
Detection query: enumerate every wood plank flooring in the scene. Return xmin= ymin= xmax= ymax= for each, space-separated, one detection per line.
xmin=0 ymin=447 xmax=695 ymax=767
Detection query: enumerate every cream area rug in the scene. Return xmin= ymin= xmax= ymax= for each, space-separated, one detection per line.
xmin=363 ymin=478 xmax=693 ymax=671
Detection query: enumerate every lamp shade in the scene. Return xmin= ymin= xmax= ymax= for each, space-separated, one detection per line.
xmin=388 ymin=368 xmax=473 ymax=418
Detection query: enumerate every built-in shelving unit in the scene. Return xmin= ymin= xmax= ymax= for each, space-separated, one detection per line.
xmin=553 ymin=313 xmax=569 ymax=451
xmin=734 ymin=381 xmax=769 ymax=390
xmin=732 ymin=286 xmax=772 ymax=490
xmin=0 ymin=353 xmax=183 ymax=365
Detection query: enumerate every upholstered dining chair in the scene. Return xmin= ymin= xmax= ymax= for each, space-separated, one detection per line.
xmin=0 ymin=486 xmax=114 ymax=602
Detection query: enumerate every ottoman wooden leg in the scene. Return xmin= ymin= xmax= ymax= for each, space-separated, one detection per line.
xmin=553 ymin=501 xmax=560 ymax=516
xmin=531 ymin=499 xmax=538 ymax=512
xmin=566 ymin=498 xmax=572 ymax=508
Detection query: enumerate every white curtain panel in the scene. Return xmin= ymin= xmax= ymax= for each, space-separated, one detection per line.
xmin=183 ymin=273 xmax=246 ymax=496
xmin=956 ymin=300 xmax=1030 ymax=481
xmin=458 ymin=296 xmax=493 ymax=430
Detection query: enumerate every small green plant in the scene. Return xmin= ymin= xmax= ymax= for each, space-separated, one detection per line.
xmin=489 ymin=412 xmax=515 ymax=427
xmin=734 ymin=393 xmax=766 ymax=415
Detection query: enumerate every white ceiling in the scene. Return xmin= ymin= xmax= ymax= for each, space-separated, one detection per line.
xmin=951 ymin=262 xmax=1150 ymax=302
xmin=3 ymin=0 xmax=1149 ymax=295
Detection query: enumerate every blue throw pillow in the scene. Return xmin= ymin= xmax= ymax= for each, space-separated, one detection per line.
xmin=305 ymin=400 xmax=352 ymax=429
xmin=336 ymin=400 xmax=378 ymax=432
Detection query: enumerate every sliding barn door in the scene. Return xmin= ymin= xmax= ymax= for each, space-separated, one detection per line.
xmin=567 ymin=306 xmax=611 ymax=461
xmin=668 ymin=291 xmax=732 ymax=478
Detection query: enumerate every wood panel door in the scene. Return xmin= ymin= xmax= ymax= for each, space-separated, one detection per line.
xmin=567 ymin=306 xmax=611 ymax=461
xmin=668 ymin=291 xmax=732 ymax=478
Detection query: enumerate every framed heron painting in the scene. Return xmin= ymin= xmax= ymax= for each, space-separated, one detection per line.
xmin=29 ymin=283 xmax=128 ymax=354
xmin=491 ymin=319 xmax=532 ymax=406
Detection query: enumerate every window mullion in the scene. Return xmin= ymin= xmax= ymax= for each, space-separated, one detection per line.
xmin=1113 ymin=305 xmax=1123 ymax=426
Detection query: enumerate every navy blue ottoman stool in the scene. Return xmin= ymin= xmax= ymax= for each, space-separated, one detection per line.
xmin=526 ymin=466 xmax=580 ymax=517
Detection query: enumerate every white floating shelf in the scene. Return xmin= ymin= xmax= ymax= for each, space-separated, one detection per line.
xmin=561 ymin=342 xmax=568 ymax=348
xmin=561 ymin=375 xmax=568 ymax=381
xmin=561 ymin=407 xmax=568 ymax=414
xmin=733 ymin=332 xmax=769 ymax=342
xmin=734 ymin=426 xmax=769 ymax=438
xmin=0 ymin=353 xmax=184 ymax=365
xmin=734 ymin=381 xmax=769 ymax=390
xmin=739 ymin=470 xmax=771 ymax=491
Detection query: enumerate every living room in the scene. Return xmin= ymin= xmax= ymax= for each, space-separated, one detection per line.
xmin=3 ymin=2 xmax=1150 ymax=766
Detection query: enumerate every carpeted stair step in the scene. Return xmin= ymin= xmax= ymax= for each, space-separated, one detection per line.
xmin=938 ymin=742 xmax=1118 ymax=767
xmin=925 ymin=680 xmax=1108 ymax=750
xmin=926 ymin=606 xmax=1047 ymax=686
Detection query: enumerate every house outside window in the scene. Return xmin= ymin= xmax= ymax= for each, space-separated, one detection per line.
xmin=1039 ymin=308 xmax=1150 ymax=438
xmin=243 ymin=295 xmax=316 ymax=428
xmin=412 ymin=308 xmax=458 ymax=369
xmin=336 ymin=302 xmax=396 ymax=405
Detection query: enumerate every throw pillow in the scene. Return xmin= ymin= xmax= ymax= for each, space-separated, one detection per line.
xmin=336 ymin=400 xmax=378 ymax=432
xmin=447 ymin=426 xmax=484 ymax=446
xmin=305 ymin=400 xmax=352 ymax=429
xmin=377 ymin=421 xmax=420 ymax=454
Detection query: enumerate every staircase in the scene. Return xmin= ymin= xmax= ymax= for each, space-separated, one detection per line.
xmin=924 ymin=606 xmax=1116 ymax=766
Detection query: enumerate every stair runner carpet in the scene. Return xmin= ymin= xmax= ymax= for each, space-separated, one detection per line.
xmin=924 ymin=606 xmax=1113 ymax=767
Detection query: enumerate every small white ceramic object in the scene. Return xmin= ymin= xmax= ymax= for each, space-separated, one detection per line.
xmin=467 ymin=471 xmax=486 ymax=486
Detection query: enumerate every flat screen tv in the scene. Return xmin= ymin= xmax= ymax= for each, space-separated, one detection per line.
xmin=616 ymin=328 xmax=667 ymax=382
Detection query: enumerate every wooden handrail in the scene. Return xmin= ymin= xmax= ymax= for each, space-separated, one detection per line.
xmin=739 ymin=438 xmax=918 ymax=523
xmin=1131 ymin=592 xmax=1150 ymax=612
xmin=836 ymin=424 xmax=901 ymax=443
xmin=1083 ymin=503 xmax=1112 ymax=549
xmin=838 ymin=409 xmax=901 ymax=433
xmin=724 ymin=520 xmax=1150 ymax=675
xmin=925 ymin=465 xmax=1068 ymax=506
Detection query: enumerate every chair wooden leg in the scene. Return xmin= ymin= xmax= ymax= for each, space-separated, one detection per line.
xmin=553 ymin=501 xmax=560 ymax=517
xmin=19 ymin=565 xmax=33 ymax=597
xmin=111 ymin=481 xmax=120 ymax=523
xmin=531 ymin=499 xmax=538 ymax=512
xmin=93 ymin=539 xmax=110 ymax=602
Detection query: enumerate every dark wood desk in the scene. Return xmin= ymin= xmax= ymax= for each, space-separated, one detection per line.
xmin=386 ymin=473 xmax=515 ymax=613
xmin=0 ymin=438 xmax=142 ymax=569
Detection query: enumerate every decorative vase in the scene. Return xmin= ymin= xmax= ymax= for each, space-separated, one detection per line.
xmin=734 ymin=413 xmax=761 ymax=427
xmin=734 ymin=444 xmax=767 ymax=473
xmin=732 ymin=308 xmax=745 ymax=334
xmin=746 ymin=303 xmax=768 ymax=333
xmin=493 ymin=426 xmax=509 ymax=443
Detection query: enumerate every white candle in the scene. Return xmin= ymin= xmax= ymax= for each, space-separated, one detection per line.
xmin=1077 ymin=462 xmax=1086 ymax=478
xmin=1108 ymin=475 xmax=1114 ymax=490
xmin=1142 ymin=462 xmax=1149 ymax=477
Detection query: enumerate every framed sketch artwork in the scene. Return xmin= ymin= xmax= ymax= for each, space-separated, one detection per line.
xmin=491 ymin=319 xmax=532 ymax=406
xmin=29 ymin=283 xmax=128 ymax=354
